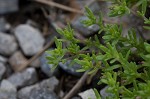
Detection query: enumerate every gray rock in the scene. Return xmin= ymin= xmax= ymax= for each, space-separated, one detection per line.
xmin=29 ymin=88 xmax=58 ymax=99
xmin=18 ymin=76 xmax=59 ymax=99
xmin=0 ymin=32 xmax=18 ymax=56
xmin=0 ymin=80 xmax=17 ymax=99
xmin=72 ymin=2 xmax=100 ymax=36
xmin=59 ymin=60 xmax=83 ymax=76
xmin=0 ymin=17 xmax=11 ymax=32
xmin=14 ymin=24 xmax=45 ymax=56
xmin=8 ymin=51 xmax=28 ymax=72
xmin=39 ymin=76 xmax=59 ymax=91
xmin=18 ymin=84 xmax=39 ymax=99
xmin=78 ymin=89 xmax=96 ymax=99
xmin=72 ymin=16 xmax=99 ymax=36
xmin=0 ymin=0 xmax=18 ymax=14
xmin=7 ymin=68 xmax=38 ymax=88
xmin=0 ymin=63 xmax=6 ymax=79
xmin=0 ymin=55 xmax=7 ymax=63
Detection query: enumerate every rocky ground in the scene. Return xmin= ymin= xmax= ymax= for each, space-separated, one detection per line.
xmin=0 ymin=0 xmax=148 ymax=99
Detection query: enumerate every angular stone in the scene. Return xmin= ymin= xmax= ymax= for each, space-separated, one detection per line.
xmin=0 ymin=55 xmax=7 ymax=63
xmin=0 ymin=63 xmax=6 ymax=79
xmin=59 ymin=60 xmax=83 ymax=76
xmin=72 ymin=2 xmax=100 ymax=36
xmin=78 ymin=89 xmax=96 ymax=99
xmin=18 ymin=76 xmax=59 ymax=99
xmin=0 ymin=32 xmax=18 ymax=56
xmin=8 ymin=51 xmax=28 ymax=72
xmin=72 ymin=16 xmax=99 ymax=36
xmin=18 ymin=84 xmax=39 ymax=99
xmin=7 ymin=68 xmax=38 ymax=88
xmin=0 ymin=0 xmax=18 ymax=14
xmin=14 ymin=24 xmax=45 ymax=56
xmin=0 ymin=80 xmax=17 ymax=99
xmin=29 ymin=88 xmax=58 ymax=99
xmin=39 ymin=76 xmax=59 ymax=91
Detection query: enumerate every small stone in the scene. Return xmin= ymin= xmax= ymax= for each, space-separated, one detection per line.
xmin=18 ymin=76 xmax=59 ymax=99
xmin=18 ymin=84 xmax=39 ymax=99
xmin=0 ymin=55 xmax=7 ymax=63
xmin=7 ymin=68 xmax=38 ymax=88
xmin=59 ymin=60 xmax=83 ymax=76
xmin=30 ymin=58 xmax=40 ymax=68
xmin=39 ymin=76 xmax=59 ymax=91
xmin=40 ymin=52 xmax=58 ymax=77
xmin=72 ymin=16 xmax=99 ymax=36
xmin=29 ymin=88 xmax=58 ymax=99
xmin=0 ymin=63 xmax=6 ymax=79
xmin=0 ymin=80 xmax=17 ymax=99
xmin=0 ymin=0 xmax=18 ymax=14
xmin=14 ymin=24 xmax=45 ymax=56
xmin=8 ymin=51 xmax=28 ymax=72
xmin=78 ymin=89 xmax=96 ymax=99
xmin=0 ymin=32 xmax=18 ymax=56
xmin=72 ymin=2 xmax=100 ymax=36
xmin=1 ymin=80 xmax=17 ymax=92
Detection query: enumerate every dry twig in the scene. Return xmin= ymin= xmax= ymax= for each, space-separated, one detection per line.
xmin=35 ymin=0 xmax=83 ymax=14
xmin=63 ymin=72 xmax=89 ymax=99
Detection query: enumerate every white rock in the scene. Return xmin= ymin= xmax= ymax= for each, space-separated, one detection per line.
xmin=14 ymin=24 xmax=45 ymax=56
xmin=79 ymin=89 xmax=96 ymax=99
xmin=7 ymin=68 xmax=38 ymax=88
xmin=0 ymin=32 xmax=18 ymax=56
xmin=18 ymin=76 xmax=59 ymax=99
xmin=0 ymin=79 xmax=17 ymax=99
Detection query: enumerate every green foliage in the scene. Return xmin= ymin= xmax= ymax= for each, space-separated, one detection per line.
xmin=46 ymin=0 xmax=150 ymax=98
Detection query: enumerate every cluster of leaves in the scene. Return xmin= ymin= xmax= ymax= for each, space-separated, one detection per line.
xmin=46 ymin=1 xmax=150 ymax=99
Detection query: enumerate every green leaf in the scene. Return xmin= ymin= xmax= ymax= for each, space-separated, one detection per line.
xmin=144 ymin=42 xmax=150 ymax=53
xmin=93 ymin=88 xmax=101 ymax=99
xmin=141 ymin=0 xmax=147 ymax=15
xmin=105 ymin=64 xmax=121 ymax=71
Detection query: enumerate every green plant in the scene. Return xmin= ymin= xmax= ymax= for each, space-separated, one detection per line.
xmin=46 ymin=0 xmax=150 ymax=98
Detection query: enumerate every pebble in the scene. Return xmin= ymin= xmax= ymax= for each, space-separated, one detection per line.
xmin=0 ymin=32 xmax=18 ymax=56
xmin=0 ymin=80 xmax=17 ymax=99
xmin=8 ymin=51 xmax=28 ymax=72
xmin=29 ymin=88 xmax=58 ymax=99
xmin=0 ymin=63 xmax=6 ymax=80
xmin=78 ymin=89 xmax=96 ymax=99
xmin=14 ymin=24 xmax=45 ymax=56
xmin=59 ymin=60 xmax=83 ymax=76
xmin=72 ymin=16 xmax=99 ymax=36
xmin=18 ymin=76 xmax=59 ymax=99
xmin=7 ymin=68 xmax=38 ymax=88
xmin=72 ymin=2 xmax=100 ymax=36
